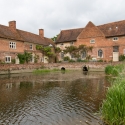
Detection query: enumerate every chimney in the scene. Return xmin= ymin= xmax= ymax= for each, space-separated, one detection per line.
xmin=39 ymin=29 xmax=44 ymax=37
xmin=9 ymin=21 xmax=16 ymax=30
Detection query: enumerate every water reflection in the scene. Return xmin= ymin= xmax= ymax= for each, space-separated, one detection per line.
xmin=0 ymin=71 xmax=109 ymax=125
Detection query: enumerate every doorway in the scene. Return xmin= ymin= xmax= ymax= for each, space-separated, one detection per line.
xmin=113 ymin=46 xmax=119 ymax=61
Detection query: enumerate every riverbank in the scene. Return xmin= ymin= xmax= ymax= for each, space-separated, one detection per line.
xmin=0 ymin=62 xmax=123 ymax=75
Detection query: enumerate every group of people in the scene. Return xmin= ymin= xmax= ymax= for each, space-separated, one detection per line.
xmin=61 ymin=65 xmax=89 ymax=72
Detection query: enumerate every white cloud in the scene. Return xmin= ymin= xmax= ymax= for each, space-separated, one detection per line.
xmin=0 ymin=0 xmax=125 ymax=38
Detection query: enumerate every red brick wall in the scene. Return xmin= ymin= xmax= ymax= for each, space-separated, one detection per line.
xmin=0 ymin=38 xmax=24 ymax=53
xmin=76 ymin=36 xmax=125 ymax=61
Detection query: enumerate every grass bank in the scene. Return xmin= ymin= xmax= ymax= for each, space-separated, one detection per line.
xmin=33 ymin=68 xmax=61 ymax=74
xmin=100 ymin=64 xmax=125 ymax=125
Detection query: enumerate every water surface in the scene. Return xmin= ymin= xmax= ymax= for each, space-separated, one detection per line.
xmin=0 ymin=71 xmax=109 ymax=125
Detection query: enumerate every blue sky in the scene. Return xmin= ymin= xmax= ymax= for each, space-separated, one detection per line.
xmin=0 ymin=0 xmax=125 ymax=38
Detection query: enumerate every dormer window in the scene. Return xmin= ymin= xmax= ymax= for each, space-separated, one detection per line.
xmin=30 ymin=44 xmax=33 ymax=50
xmin=60 ymin=43 xmax=63 ymax=46
xmin=109 ymin=27 xmax=112 ymax=30
xmin=113 ymin=37 xmax=118 ymax=41
xmin=90 ymin=39 xmax=95 ymax=43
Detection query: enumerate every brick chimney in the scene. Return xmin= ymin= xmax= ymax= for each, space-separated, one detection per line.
xmin=9 ymin=21 xmax=16 ymax=30
xmin=39 ymin=29 xmax=44 ymax=37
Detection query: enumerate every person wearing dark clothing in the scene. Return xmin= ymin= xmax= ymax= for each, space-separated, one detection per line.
xmin=61 ymin=67 xmax=65 ymax=71
xmin=83 ymin=65 xmax=88 ymax=71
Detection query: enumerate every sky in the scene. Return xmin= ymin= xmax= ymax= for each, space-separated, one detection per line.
xmin=0 ymin=0 xmax=125 ymax=38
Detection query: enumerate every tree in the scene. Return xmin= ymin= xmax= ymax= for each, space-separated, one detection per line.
xmin=64 ymin=45 xmax=79 ymax=58
xmin=54 ymin=47 xmax=61 ymax=62
xmin=51 ymin=35 xmax=59 ymax=42
xmin=36 ymin=45 xmax=54 ymax=63
xmin=63 ymin=44 xmax=93 ymax=61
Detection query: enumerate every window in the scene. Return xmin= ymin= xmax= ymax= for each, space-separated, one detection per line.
xmin=60 ymin=43 xmax=63 ymax=45
xmin=10 ymin=42 xmax=16 ymax=49
xmin=71 ymin=54 xmax=75 ymax=58
xmin=123 ymin=49 xmax=125 ymax=54
xmin=109 ymin=27 xmax=112 ymax=30
xmin=90 ymin=39 xmax=95 ymax=43
xmin=70 ymin=42 xmax=74 ymax=45
xmin=81 ymin=51 xmax=86 ymax=58
xmin=30 ymin=55 xmax=34 ymax=63
xmin=30 ymin=44 xmax=33 ymax=50
xmin=113 ymin=37 xmax=118 ymax=41
xmin=113 ymin=46 xmax=119 ymax=52
xmin=61 ymin=52 xmax=64 ymax=59
xmin=5 ymin=56 xmax=11 ymax=63
xmin=98 ymin=49 xmax=103 ymax=58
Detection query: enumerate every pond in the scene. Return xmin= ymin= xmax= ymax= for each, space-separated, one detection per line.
xmin=0 ymin=71 xmax=110 ymax=125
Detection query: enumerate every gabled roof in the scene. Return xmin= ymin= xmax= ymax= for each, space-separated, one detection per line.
xmin=56 ymin=28 xmax=83 ymax=43
xmin=78 ymin=21 xmax=105 ymax=39
xmin=56 ymin=20 xmax=125 ymax=43
xmin=0 ymin=23 xmax=53 ymax=46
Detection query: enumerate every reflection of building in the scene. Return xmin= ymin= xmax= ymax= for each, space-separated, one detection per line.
xmin=0 ymin=21 xmax=54 ymax=64
xmin=56 ymin=20 xmax=125 ymax=62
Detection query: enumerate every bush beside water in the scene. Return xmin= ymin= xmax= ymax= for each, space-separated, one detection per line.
xmin=100 ymin=64 xmax=125 ymax=124
xmin=105 ymin=64 xmax=124 ymax=76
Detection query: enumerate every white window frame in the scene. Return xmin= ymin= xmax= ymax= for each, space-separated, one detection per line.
xmin=90 ymin=39 xmax=95 ymax=43
xmin=30 ymin=54 xmax=34 ymax=63
xmin=10 ymin=42 xmax=16 ymax=49
xmin=5 ymin=56 xmax=11 ymax=63
xmin=113 ymin=37 xmax=118 ymax=41
xmin=30 ymin=44 xmax=33 ymax=50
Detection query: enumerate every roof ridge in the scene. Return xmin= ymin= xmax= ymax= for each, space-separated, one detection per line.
xmin=61 ymin=27 xmax=84 ymax=31
xmin=98 ymin=20 xmax=125 ymax=27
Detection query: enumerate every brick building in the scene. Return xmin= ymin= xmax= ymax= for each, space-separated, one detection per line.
xmin=56 ymin=20 xmax=125 ymax=62
xmin=0 ymin=21 xmax=54 ymax=64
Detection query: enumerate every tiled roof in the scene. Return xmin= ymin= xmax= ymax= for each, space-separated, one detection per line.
xmin=98 ymin=20 xmax=125 ymax=37
xmin=56 ymin=28 xmax=83 ymax=43
xmin=78 ymin=21 xmax=105 ymax=39
xmin=56 ymin=20 xmax=125 ymax=43
xmin=0 ymin=24 xmax=53 ymax=46
xmin=0 ymin=24 xmax=22 ymax=40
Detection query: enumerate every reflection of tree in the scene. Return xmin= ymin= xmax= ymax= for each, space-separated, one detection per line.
xmin=0 ymin=72 xmax=110 ymax=125
xmin=20 ymin=82 xmax=33 ymax=89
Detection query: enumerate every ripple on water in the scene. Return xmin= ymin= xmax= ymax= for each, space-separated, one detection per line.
xmin=0 ymin=72 xmax=108 ymax=125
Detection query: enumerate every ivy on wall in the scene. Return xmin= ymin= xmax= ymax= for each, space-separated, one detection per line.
xmin=17 ymin=51 xmax=32 ymax=64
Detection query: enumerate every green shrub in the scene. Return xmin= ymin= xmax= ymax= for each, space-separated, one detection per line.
xmin=100 ymin=77 xmax=125 ymax=125
xmin=114 ymin=64 xmax=124 ymax=73
xmin=105 ymin=65 xmax=114 ymax=75
xmin=112 ymin=68 xmax=119 ymax=76
xmin=64 ymin=56 xmax=70 ymax=61
xmin=11 ymin=59 xmax=15 ymax=64
xmin=69 ymin=59 xmax=75 ymax=62
xmin=119 ymin=54 xmax=125 ymax=61
xmin=77 ymin=58 xmax=84 ymax=62
xmin=97 ymin=59 xmax=103 ymax=62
